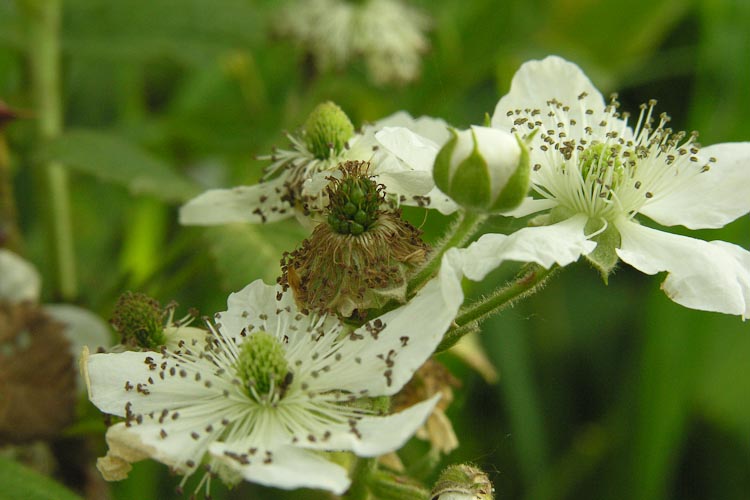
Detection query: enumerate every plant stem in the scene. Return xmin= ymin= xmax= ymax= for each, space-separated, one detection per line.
xmin=369 ymin=471 xmax=431 ymax=500
xmin=344 ymin=457 xmax=377 ymax=500
xmin=25 ymin=0 xmax=77 ymax=299
xmin=407 ymin=210 xmax=486 ymax=297
xmin=437 ymin=264 xmax=557 ymax=352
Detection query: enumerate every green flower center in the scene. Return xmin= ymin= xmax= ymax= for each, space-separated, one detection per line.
xmin=304 ymin=101 xmax=355 ymax=160
xmin=326 ymin=161 xmax=382 ymax=236
xmin=236 ymin=331 xmax=291 ymax=401
xmin=110 ymin=292 xmax=166 ymax=349
xmin=579 ymin=142 xmax=626 ymax=192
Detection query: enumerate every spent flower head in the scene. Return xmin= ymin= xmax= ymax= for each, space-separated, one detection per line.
xmin=110 ymin=292 xmax=205 ymax=351
xmin=83 ymin=268 xmax=464 ymax=495
xmin=279 ymin=160 xmax=428 ymax=317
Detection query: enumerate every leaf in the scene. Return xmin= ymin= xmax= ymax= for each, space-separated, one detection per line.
xmin=36 ymin=130 xmax=199 ymax=202
xmin=206 ymin=221 xmax=309 ymax=291
xmin=0 ymin=456 xmax=82 ymax=500
xmin=62 ymin=0 xmax=263 ymax=65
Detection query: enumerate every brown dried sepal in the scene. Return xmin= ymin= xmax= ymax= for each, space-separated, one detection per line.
xmin=393 ymin=359 xmax=461 ymax=454
xmin=0 ymin=302 xmax=76 ymax=444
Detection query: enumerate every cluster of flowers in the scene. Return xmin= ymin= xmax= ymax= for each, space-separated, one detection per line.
xmin=82 ymin=56 xmax=750 ymax=497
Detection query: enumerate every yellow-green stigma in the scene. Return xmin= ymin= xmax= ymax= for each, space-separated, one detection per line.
xmin=579 ymin=142 xmax=626 ymax=192
xmin=326 ymin=161 xmax=382 ymax=236
xmin=303 ymin=101 xmax=355 ymax=160
xmin=110 ymin=292 xmax=166 ymax=349
xmin=236 ymin=331 xmax=291 ymax=402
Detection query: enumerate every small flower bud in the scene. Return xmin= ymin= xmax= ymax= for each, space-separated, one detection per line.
xmin=431 ymin=464 xmax=494 ymax=500
xmin=433 ymin=126 xmax=529 ymax=213
xmin=303 ymin=101 xmax=355 ymax=160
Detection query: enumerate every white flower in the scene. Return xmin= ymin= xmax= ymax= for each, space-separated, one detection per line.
xmin=379 ymin=56 xmax=750 ymax=318
xmin=276 ymin=0 xmax=430 ymax=86
xmin=83 ymin=259 xmax=465 ymax=494
xmin=476 ymin=56 xmax=750 ymax=317
xmin=179 ymin=111 xmax=455 ymax=227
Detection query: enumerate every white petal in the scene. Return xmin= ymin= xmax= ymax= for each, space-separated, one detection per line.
xmin=370 ymin=111 xmax=451 ymax=145
xmin=104 ymin=419 xmax=208 ymax=475
xmin=312 ymin=252 xmax=465 ymax=396
xmin=640 ymin=142 xmax=750 ymax=229
xmin=375 ymin=126 xmax=441 ymax=174
xmin=298 ymin=394 xmax=440 ymax=456
xmin=615 ymin=219 xmax=750 ymax=318
xmin=500 ymin=197 xmax=558 ymax=218
xmin=461 ymin=214 xmax=595 ymax=281
xmin=85 ymin=350 xmax=226 ymax=416
xmin=179 ymin=177 xmax=292 ymax=225
xmin=45 ymin=304 xmax=112 ymax=357
xmin=491 ymin=55 xmax=605 ymax=133
xmin=0 ymin=249 xmax=41 ymax=303
xmin=209 ymin=443 xmax=350 ymax=494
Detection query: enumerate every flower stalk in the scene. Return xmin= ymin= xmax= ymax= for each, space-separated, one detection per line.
xmin=437 ymin=264 xmax=557 ymax=352
xmin=24 ymin=0 xmax=77 ymax=299
xmin=344 ymin=457 xmax=377 ymax=500
xmin=407 ymin=210 xmax=486 ymax=297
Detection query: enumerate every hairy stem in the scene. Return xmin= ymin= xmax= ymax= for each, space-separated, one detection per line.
xmin=407 ymin=210 xmax=486 ymax=297
xmin=437 ymin=264 xmax=558 ymax=352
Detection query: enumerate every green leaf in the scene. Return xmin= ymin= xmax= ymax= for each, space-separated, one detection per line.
xmin=0 ymin=456 xmax=82 ymax=500
xmin=206 ymin=222 xmax=308 ymax=291
xmin=36 ymin=130 xmax=199 ymax=202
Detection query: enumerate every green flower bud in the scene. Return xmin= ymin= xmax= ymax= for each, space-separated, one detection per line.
xmin=431 ymin=464 xmax=494 ymax=500
xmin=433 ymin=126 xmax=530 ymax=213
xmin=303 ymin=101 xmax=355 ymax=160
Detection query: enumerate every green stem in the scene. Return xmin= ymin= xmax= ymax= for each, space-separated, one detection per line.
xmin=25 ymin=0 xmax=77 ymax=299
xmin=407 ymin=210 xmax=486 ymax=297
xmin=369 ymin=471 xmax=431 ymax=500
xmin=344 ymin=457 xmax=377 ymax=500
xmin=437 ymin=264 xmax=557 ymax=352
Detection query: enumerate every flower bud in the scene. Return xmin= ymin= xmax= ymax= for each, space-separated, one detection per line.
xmin=433 ymin=126 xmax=529 ymax=213
xmin=431 ymin=464 xmax=494 ymax=500
xmin=303 ymin=101 xmax=355 ymax=160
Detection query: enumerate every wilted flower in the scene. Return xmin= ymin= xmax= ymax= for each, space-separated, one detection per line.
xmin=83 ymin=263 xmax=464 ymax=495
xmin=279 ymin=161 xmax=428 ymax=317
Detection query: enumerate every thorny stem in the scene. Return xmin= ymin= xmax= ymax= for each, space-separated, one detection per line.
xmin=437 ymin=264 xmax=558 ymax=352
xmin=24 ymin=0 xmax=77 ymax=299
xmin=407 ymin=210 xmax=486 ymax=297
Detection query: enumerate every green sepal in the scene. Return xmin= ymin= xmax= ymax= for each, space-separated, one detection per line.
xmin=584 ymin=219 xmax=621 ymax=284
xmin=449 ymin=130 xmax=491 ymax=210
xmin=489 ymin=134 xmax=530 ymax=212
xmin=432 ymin=129 xmax=457 ymax=196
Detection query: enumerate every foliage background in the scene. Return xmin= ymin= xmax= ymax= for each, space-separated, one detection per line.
xmin=0 ymin=0 xmax=748 ymax=498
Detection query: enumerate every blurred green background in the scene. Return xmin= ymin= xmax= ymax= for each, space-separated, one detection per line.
xmin=1 ymin=0 xmax=748 ymax=498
